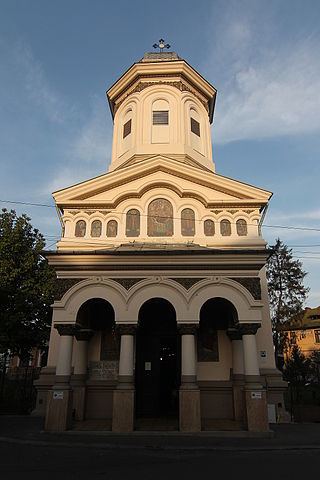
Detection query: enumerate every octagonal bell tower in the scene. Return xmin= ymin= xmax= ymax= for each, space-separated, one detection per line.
xmin=107 ymin=52 xmax=217 ymax=173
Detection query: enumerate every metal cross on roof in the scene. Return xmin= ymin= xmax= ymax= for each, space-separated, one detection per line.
xmin=153 ymin=39 xmax=171 ymax=53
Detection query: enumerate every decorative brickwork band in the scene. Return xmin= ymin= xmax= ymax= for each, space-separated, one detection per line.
xmin=54 ymin=278 xmax=84 ymax=301
xmin=238 ymin=323 xmax=261 ymax=335
xmin=54 ymin=324 xmax=79 ymax=336
xmin=75 ymin=329 xmax=94 ymax=342
xmin=178 ymin=324 xmax=198 ymax=335
xmin=116 ymin=324 xmax=137 ymax=335
xmin=229 ymin=277 xmax=261 ymax=300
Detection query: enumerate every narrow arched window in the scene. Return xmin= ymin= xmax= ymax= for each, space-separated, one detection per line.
xmin=75 ymin=220 xmax=86 ymax=237
xmin=107 ymin=220 xmax=118 ymax=237
xmin=204 ymin=219 xmax=215 ymax=236
xmin=91 ymin=220 xmax=102 ymax=237
xmin=236 ymin=219 xmax=247 ymax=236
xmin=126 ymin=209 xmax=140 ymax=237
xmin=181 ymin=208 xmax=195 ymax=236
xmin=148 ymin=198 xmax=173 ymax=237
xmin=220 ymin=219 xmax=231 ymax=236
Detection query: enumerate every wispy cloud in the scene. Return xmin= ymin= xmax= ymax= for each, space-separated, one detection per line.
xmin=204 ymin=2 xmax=320 ymax=143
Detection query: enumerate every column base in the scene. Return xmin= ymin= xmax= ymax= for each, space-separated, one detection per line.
xmin=112 ymin=388 xmax=135 ymax=432
xmin=45 ymin=387 xmax=73 ymax=432
xmin=179 ymin=387 xmax=201 ymax=432
xmin=233 ymin=384 xmax=246 ymax=423
xmin=245 ymin=388 xmax=269 ymax=432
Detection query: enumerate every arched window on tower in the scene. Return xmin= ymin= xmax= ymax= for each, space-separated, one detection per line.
xmin=236 ymin=219 xmax=248 ymax=236
xmin=220 ymin=219 xmax=231 ymax=236
xmin=181 ymin=208 xmax=195 ymax=236
xmin=189 ymin=107 xmax=203 ymax=155
xmin=152 ymin=99 xmax=170 ymax=144
xmin=75 ymin=220 xmax=86 ymax=237
xmin=120 ymin=108 xmax=133 ymax=156
xmin=126 ymin=209 xmax=140 ymax=237
xmin=148 ymin=198 xmax=173 ymax=237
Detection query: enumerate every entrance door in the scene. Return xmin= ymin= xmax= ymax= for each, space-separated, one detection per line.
xmin=135 ymin=298 xmax=179 ymax=418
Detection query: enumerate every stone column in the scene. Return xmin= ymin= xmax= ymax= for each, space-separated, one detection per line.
xmin=112 ymin=324 xmax=136 ymax=432
xmin=227 ymin=328 xmax=245 ymax=423
xmin=72 ymin=329 xmax=93 ymax=421
xmin=178 ymin=324 xmax=201 ymax=432
xmin=239 ymin=323 xmax=269 ymax=432
xmin=45 ymin=324 xmax=78 ymax=432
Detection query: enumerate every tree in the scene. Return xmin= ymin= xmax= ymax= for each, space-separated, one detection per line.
xmin=266 ymin=238 xmax=309 ymax=365
xmin=0 ymin=209 xmax=55 ymax=362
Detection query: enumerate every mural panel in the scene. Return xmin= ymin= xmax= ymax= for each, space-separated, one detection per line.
xmin=236 ymin=219 xmax=248 ymax=236
xmin=148 ymin=198 xmax=173 ymax=237
xmin=220 ymin=219 xmax=231 ymax=236
xmin=197 ymin=319 xmax=219 ymax=362
xmin=181 ymin=208 xmax=195 ymax=236
xmin=107 ymin=220 xmax=118 ymax=237
xmin=204 ymin=219 xmax=215 ymax=236
xmin=126 ymin=209 xmax=140 ymax=237
xmin=75 ymin=220 xmax=86 ymax=237
xmin=91 ymin=220 xmax=102 ymax=237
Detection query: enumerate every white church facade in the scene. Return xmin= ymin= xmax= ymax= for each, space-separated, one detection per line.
xmin=35 ymin=50 xmax=287 ymax=432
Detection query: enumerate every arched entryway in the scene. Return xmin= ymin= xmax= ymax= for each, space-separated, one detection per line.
xmin=135 ymin=298 xmax=180 ymax=419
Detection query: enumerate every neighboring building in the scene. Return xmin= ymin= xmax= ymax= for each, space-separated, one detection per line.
xmin=34 ymin=49 xmax=287 ymax=433
xmin=280 ymin=306 xmax=320 ymax=360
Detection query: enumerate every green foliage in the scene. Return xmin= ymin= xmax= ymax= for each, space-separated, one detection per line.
xmin=0 ymin=209 xmax=56 ymax=361
xmin=283 ymin=345 xmax=311 ymax=385
xmin=266 ymin=238 xmax=309 ymax=361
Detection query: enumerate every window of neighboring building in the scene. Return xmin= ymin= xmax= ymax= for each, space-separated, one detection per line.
xmin=181 ymin=208 xmax=195 ymax=236
xmin=314 ymin=330 xmax=320 ymax=343
xmin=236 ymin=219 xmax=248 ymax=236
xmin=204 ymin=219 xmax=215 ymax=236
xmin=107 ymin=220 xmax=118 ymax=237
xmin=220 ymin=219 xmax=231 ymax=236
xmin=126 ymin=209 xmax=140 ymax=237
xmin=153 ymin=110 xmax=169 ymax=125
xmin=290 ymin=331 xmax=297 ymax=344
xmin=75 ymin=220 xmax=86 ymax=237
xmin=191 ymin=117 xmax=200 ymax=137
xmin=123 ymin=119 xmax=132 ymax=138
xmin=91 ymin=220 xmax=102 ymax=237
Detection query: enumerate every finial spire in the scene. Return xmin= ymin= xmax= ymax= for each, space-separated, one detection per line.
xmin=153 ymin=39 xmax=171 ymax=53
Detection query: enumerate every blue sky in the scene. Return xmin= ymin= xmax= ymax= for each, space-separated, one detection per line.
xmin=1 ymin=0 xmax=320 ymax=307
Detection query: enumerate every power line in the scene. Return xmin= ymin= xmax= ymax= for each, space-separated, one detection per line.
xmin=1 ymin=198 xmax=320 ymax=233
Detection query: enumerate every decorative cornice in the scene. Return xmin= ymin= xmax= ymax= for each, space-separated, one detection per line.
xmin=75 ymin=329 xmax=94 ymax=341
xmin=54 ymin=323 xmax=79 ymax=336
xmin=238 ymin=323 xmax=261 ymax=335
xmin=54 ymin=278 xmax=84 ymax=300
xmin=178 ymin=323 xmax=198 ymax=335
xmin=230 ymin=277 xmax=261 ymax=300
xmin=116 ymin=324 xmax=137 ymax=335
xmin=114 ymin=79 xmax=209 ymax=115
xmin=110 ymin=278 xmax=145 ymax=290
xmin=170 ymin=277 xmax=204 ymax=290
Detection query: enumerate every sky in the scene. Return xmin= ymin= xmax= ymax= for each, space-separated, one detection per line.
xmin=0 ymin=0 xmax=320 ymax=307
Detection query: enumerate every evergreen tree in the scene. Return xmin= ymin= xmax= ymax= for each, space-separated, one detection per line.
xmin=266 ymin=238 xmax=309 ymax=365
xmin=0 ymin=209 xmax=55 ymax=361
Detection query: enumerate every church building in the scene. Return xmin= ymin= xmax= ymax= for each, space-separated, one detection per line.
xmin=35 ymin=47 xmax=287 ymax=433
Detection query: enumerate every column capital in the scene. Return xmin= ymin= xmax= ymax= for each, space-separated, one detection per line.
xmin=54 ymin=323 xmax=79 ymax=336
xmin=227 ymin=328 xmax=243 ymax=341
xmin=75 ymin=329 xmax=94 ymax=341
xmin=116 ymin=324 xmax=137 ymax=335
xmin=239 ymin=322 xmax=261 ymax=335
xmin=178 ymin=323 xmax=198 ymax=335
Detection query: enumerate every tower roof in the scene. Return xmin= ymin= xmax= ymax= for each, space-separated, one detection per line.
xmin=139 ymin=52 xmax=181 ymax=62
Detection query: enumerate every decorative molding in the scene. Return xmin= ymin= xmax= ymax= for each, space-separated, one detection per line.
xmin=54 ymin=278 xmax=84 ymax=301
xmin=211 ymin=209 xmax=223 ymax=215
xmin=68 ymin=210 xmax=81 ymax=216
xmin=227 ymin=209 xmax=239 ymax=214
xmin=244 ymin=209 xmax=255 ymax=214
xmin=84 ymin=210 xmax=96 ymax=216
xmin=170 ymin=277 xmax=204 ymax=290
xmin=116 ymin=324 xmax=137 ymax=335
xmin=227 ymin=328 xmax=243 ymax=341
xmin=110 ymin=278 xmax=145 ymax=290
xmin=54 ymin=323 xmax=79 ymax=336
xmin=230 ymin=277 xmax=261 ymax=300
xmin=238 ymin=322 xmax=261 ymax=335
xmin=178 ymin=323 xmax=198 ymax=335
xmin=75 ymin=329 xmax=94 ymax=342
xmin=114 ymin=79 xmax=209 ymax=115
